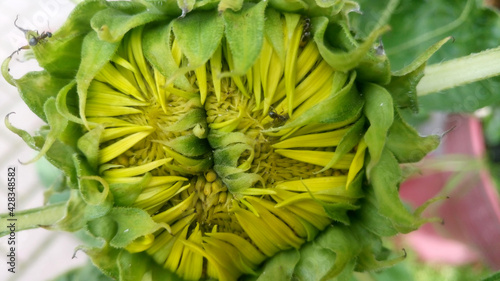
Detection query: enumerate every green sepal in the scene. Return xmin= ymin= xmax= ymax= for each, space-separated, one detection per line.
xmin=17 ymin=98 xmax=69 ymax=166
xmin=166 ymin=134 xmax=211 ymax=157
xmin=208 ymin=131 xmax=252 ymax=149
xmin=91 ymin=2 xmax=168 ymax=43
xmin=88 ymin=214 xmax=118 ymax=243
xmin=268 ymin=71 xmax=362 ymax=131
xmin=223 ymin=1 xmax=267 ymax=75
xmin=316 ymin=171 xmax=364 ymax=224
xmin=385 ymin=64 xmax=424 ymax=112
xmin=213 ymin=165 xmax=262 ymax=194
xmin=369 ymin=147 xmax=424 ymax=233
xmin=178 ymin=0 xmax=196 ymax=14
xmin=78 ymin=125 xmax=104 ymax=169
xmin=264 ymin=8 xmax=286 ymax=63
xmin=5 ymin=111 xmax=79 ymax=191
xmin=31 ymin=0 xmax=108 ymax=77
xmin=109 ymin=174 xmax=151 ymax=207
xmin=243 ymin=249 xmax=300 ymax=281
xmin=355 ymin=188 xmax=398 ymax=237
xmin=356 ymin=52 xmax=391 ymax=85
xmin=218 ymin=0 xmax=244 ymax=12
xmin=143 ymin=0 xmax=183 ymax=17
xmin=85 ymin=245 xmax=122 ymax=280
xmin=313 ymin=225 xmax=362 ymax=280
xmin=74 ymin=154 xmax=110 ymax=206
xmin=118 ymin=250 xmax=149 ymax=281
xmin=387 ymin=36 xmax=452 ymax=112
xmin=291 ymin=240 xmax=337 ymax=281
xmin=362 ymin=82 xmax=394 ymax=175
xmin=386 ymin=109 xmax=440 ymax=163
xmin=312 ymin=16 xmax=389 ymax=71
xmin=164 ymin=108 xmax=207 ymax=132
xmin=142 ymin=22 xmax=193 ymax=91
xmin=214 ymin=142 xmax=253 ymax=169
xmin=52 ymin=190 xmax=96 ymax=233
xmin=317 ymin=117 xmax=365 ymax=173
xmin=76 ymin=30 xmax=120 ymax=128
xmin=99 ymin=207 xmax=161 ymax=248
xmin=151 ymin=262 xmax=185 ymax=281
xmin=268 ymin=0 xmax=308 ymax=13
xmin=172 ymin=9 xmax=224 ymax=66
xmin=12 ymin=71 xmax=72 ymax=123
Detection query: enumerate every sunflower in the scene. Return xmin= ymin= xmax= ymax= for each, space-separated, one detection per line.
xmin=1 ymin=1 xmax=447 ymax=280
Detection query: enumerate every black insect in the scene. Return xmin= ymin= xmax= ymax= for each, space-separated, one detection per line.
xmin=9 ymin=16 xmax=52 ymax=58
xmin=299 ymin=18 xmax=311 ymax=47
xmin=269 ymin=107 xmax=289 ymax=126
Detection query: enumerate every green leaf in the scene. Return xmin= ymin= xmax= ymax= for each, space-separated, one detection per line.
xmin=386 ymin=109 xmax=440 ymax=163
xmin=317 ymin=117 xmax=365 ymax=173
xmin=107 ymin=207 xmax=161 ymax=248
xmin=264 ymin=8 xmax=286 ymax=63
xmin=20 ymin=98 xmax=69 ymax=165
xmin=291 ymin=241 xmax=337 ymax=281
xmin=74 ymin=154 xmax=110 ymax=206
xmin=172 ymin=9 xmax=224 ymax=66
xmin=369 ymin=148 xmax=422 ymax=233
xmin=117 ymin=251 xmax=149 ymax=281
xmin=312 ymin=16 xmax=390 ymax=72
xmin=142 ymin=22 xmax=193 ymax=91
xmin=269 ymin=71 xmax=363 ymax=131
xmin=223 ymin=1 xmax=267 ymax=75
xmin=78 ymin=126 xmax=104 ymax=169
xmin=91 ymin=3 xmax=168 ymax=42
xmin=85 ymin=245 xmax=122 ymax=280
xmin=252 ymin=249 xmax=300 ymax=281
xmin=13 ymin=71 xmax=72 ymax=123
xmin=267 ymin=0 xmax=308 ymax=13
xmin=109 ymin=174 xmax=151 ymax=207
xmin=362 ymin=82 xmax=394 ymax=174
xmin=166 ymin=134 xmax=211 ymax=157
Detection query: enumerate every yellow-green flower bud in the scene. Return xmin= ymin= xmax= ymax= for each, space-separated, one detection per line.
xmin=1 ymin=1 xmax=448 ymax=280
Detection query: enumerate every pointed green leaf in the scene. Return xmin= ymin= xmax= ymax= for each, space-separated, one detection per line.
xmin=362 ymin=82 xmax=394 ymax=174
xmin=143 ymin=22 xmax=193 ymax=91
xmin=223 ymin=1 xmax=267 ymax=75
xmin=386 ymin=109 xmax=440 ymax=163
xmin=370 ymin=148 xmax=421 ymax=233
xmin=312 ymin=17 xmax=390 ymax=71
xmin=13 ymin=71 xmax=72 ymax=123
xmin=264 ymin=8 xmax=286 ymax=63
xmin=173 ymin=9 xmax=224 ymax=66
xmin=107 ymin=207 xmax=162 ymax=248
xmin=91 ymin=3 xmax=168 ymax=42
xmin=269 ymin=72 xmax=363 ymax=131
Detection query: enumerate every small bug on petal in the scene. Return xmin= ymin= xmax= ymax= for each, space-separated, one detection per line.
xmin=300 ymin=18 xmax=311 ymax=47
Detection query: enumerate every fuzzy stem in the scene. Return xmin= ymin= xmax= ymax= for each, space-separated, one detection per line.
xmin=0 ymin=202 xmax=66 ymax=237
xmin=417 ymin=46 xmax=500 ymax=96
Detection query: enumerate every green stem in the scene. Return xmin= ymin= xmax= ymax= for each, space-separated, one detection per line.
xmin=417 ymin=46 xmax=500 ymax=96
xmin=0 ymin=202 xmax=66 ymax=237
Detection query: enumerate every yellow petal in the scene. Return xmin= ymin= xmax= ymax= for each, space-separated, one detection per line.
xmin=275 ymin=149 xmax=354 ymax=169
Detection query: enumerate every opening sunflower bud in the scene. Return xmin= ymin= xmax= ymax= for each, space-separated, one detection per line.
xmin=1 ymin=1 xmax=449 ymax=280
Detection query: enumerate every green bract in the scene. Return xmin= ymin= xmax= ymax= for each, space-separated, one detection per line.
xmin=1 ymin=0 xmax=447 ymax=280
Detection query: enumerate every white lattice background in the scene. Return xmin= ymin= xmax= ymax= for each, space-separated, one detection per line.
xmin=0 ymin=1 xmax=89 ymax=280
